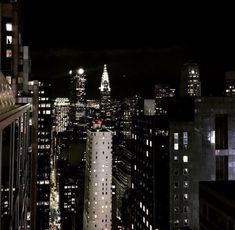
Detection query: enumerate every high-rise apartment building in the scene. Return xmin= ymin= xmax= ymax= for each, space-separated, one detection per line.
xmin=28 ymin=81 xmax=52 ymax=230
xmin=99 ymin=64 xmax=111 ymax=120
xmin=0 ymin=0 xmax=25 ymax=97
xmin=180 ymin=62 xmax=201 ymax=97
xmin=83 ymin=121 xmax=113 ymax=230
xmin=0 ymin=72 xmax=33 ymax=229
xmin=129 ymin=115 xmax=170 ymax=230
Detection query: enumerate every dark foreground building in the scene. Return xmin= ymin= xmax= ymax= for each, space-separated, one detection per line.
xmin=199 ymin=181 xmax=235 ymax=230
xmin=0 ymin=72 xmax=33 ymax=229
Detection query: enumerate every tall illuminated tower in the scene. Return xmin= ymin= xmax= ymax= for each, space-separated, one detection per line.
xmin=180 ymin=62 xmax=201 ymax=97
xmin=99 ymin=64 xmax=111 ymax=119
xmin=69 ymin=68 xmax=87 ymax=123
xmin=83 ymin=121 xmax=113 ymax=230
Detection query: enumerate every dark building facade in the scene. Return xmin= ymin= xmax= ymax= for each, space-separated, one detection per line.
xmin=169 ymin=97 xmax=235 ymax=229
xmin=129 ymin=115 xmax=170 ymax=230
xmin=0 ymin=72 xmax=33 ymax=229
xmin=35 ymin=82 xmax=52 ymax=230
xmin=0 ymin=0 xmax=25 ymax=97
xmin=199 ymin=181 xmax=235 ymax=230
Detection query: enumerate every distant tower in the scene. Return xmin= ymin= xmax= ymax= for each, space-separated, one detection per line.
xmin=69 ymin=68 xmax=87 ymax=123
xmin=99 ymin=64 xmax=111 ymax=119
xmin=180 ymin=62 xmax=201 ymax=97
xmin=54 ymin=98 xmax=70 ymax=133
xmin=83 ymin=121 xmax=113 ymax=230
xmin=225 ymin=71 xmax=235 ymax=96
xmin=154 ymin=84 xmax=176 ymax=115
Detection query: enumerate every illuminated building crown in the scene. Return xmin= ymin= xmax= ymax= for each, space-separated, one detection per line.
xmin=99 ymin=64 xmax=111 ymax=92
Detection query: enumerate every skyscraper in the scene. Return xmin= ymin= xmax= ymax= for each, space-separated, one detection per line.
xmin=129 ymin=115 xmax=170 ymax=230
xmin=28 ymin=82 xmax=52 ymax=230
xmin=0 ymin=0 xmax=24 ymax=97
xmin=0 ymin=72 xmax=33 ymax=229
xmin=169 ymin=97 xmax=235 ymax=229
xmin=225 ymin=71 xmax=235 ymax=96
xmin=99 ymin=64 xmax=111 ymax=120
xmin=54 ymin=98 xmax=70 ymax=133
xmin=154 ymin=84 xmax=176 ymax=115
xmin=69 ymin=68 xmax=87 ymax=123
xmin=83 ymin=121 xmax=113 ymax=230
xmin=180 ymin=62 xmax=201 ymax=97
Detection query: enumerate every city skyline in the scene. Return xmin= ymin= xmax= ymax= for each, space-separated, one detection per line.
xmin=2 ymin=1 xmax=235 ymax=230
xmin=20 ymin=1 xmax=235 ymax=99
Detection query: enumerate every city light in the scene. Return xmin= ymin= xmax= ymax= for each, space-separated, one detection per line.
xmin=77 ymin=68 xmax=84 ymax=75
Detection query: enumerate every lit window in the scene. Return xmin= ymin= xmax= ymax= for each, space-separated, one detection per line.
xmin=174 ymin=133 xmax=179 ymax=150
xmin=174 ymin=156 xmax=178 ymax=161
xmin=184 ymin=219 xmax=188 ymax=225
xmin=183 ymin=168 xmax=188 ymax=175
xmin=183 ymin=194 xmax=188 ymax=200
xmin=183 ymin=156 xmax=188 ymax=162
xmin=146 ymin=151 xmax=149 ymax=157
xmin=183 ymin=132 xmax=188 ymax=149
xmin=174 ymin=207 xmax=179 ymax=213
xmin=6 ymin=49 xmax=12 ymax=57
xmin=134 ymin=165 xmax=137 ymax=170
xmin=183 ymin=181 xmax=189 ymax=188
xmin=6 ymin=35 xmax=12 ymax=44
xmin=140 ymin=202 xmax=142 ymax=208
xmin=6 ymin=23 xmax=13 ymax=31
xmin=174 ymin=194 xmax=179 ymax=200
xmin=174 ymin=182 xmax=179 ymax=188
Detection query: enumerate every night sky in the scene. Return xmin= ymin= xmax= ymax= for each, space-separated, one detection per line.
xmin=21 ymin=1 xmax=235 ymax=99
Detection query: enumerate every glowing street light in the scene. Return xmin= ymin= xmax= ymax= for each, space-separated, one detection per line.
xmin=69 ymin=70 xmax=73 ymax=75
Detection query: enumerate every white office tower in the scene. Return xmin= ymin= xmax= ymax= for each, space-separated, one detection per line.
xmin=83 ymin=121 xmax=113 ymax=230
xmin=54 ymin=98 xmax=70 ymax=133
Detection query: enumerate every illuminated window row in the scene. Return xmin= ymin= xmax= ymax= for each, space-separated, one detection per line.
xmin=174 ymin=132 xmax=188 ymax=150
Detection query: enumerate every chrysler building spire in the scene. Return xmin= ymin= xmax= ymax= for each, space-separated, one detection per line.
xmin=100 ymin=64 xmax=111 ymax=92
xmin=99 ymin=64 xmax=111 ymax=119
